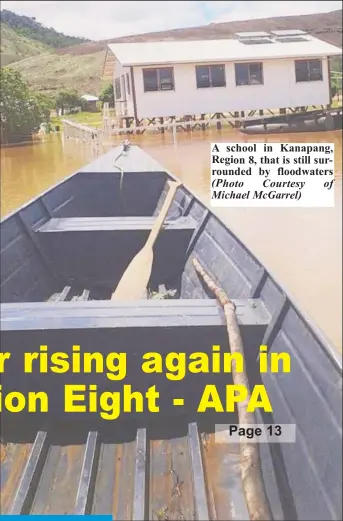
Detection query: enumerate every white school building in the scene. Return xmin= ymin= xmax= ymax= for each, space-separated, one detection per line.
xmin=103 ymin=31 xmax=341 ymax=121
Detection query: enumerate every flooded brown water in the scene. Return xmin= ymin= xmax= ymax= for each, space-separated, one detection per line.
xmin=1 ymin=129 xmax=342 ymax=352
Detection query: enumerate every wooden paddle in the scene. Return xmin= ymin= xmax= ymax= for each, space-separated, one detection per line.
xmin=111 ymin=179 xmax=182 ymax=300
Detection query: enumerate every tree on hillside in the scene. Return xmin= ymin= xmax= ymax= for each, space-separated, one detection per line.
xmin=55 ymin=90 xmax=86 ymax=115
xmin=0 ymin=68 xmax=54 ymax=141
xmin=99 ymin=84 xmax=114 ymax=108
xmin=1 ymin=10 xmax=89 ymax=48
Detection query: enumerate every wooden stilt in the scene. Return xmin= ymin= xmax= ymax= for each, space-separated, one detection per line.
xmin=216 ymin=113 xmax=221 ymax=130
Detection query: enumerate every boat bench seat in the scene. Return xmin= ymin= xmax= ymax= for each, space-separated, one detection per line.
xmin=37 ymin=216 xmax=197 ymax=233
xmin=2 ymin=298 xmax=269 ymax=331
xmin=35 ymin=217 xmax=197 ymax=289
xmin=1 ymin=298 xmax=270 ymax=419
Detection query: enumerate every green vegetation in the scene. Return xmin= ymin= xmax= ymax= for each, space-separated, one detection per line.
xmin=65 ymin=111 xmax=102 ymax=126
xmin=49 ymin=89 xmax=104 ymax=129
xmin=1 ymin=10 xmax=91 ymax=66
xmin=55 ymin=89 xmax=86 ymax=115
xmin=331 ymin=55 xmax=342 ymax=73
xmin=330 ymin=56 xmax=342 ymax=102
xmin=331 ymin=76 xmax=342 ymax=98
xmin=1 ymin=10 xmax=89 ymax=49
xmin=51 ymin=111 xmax=103 ymax=129
xmin=0 ymin=68 xmax=54 ymax=142
xmin=7 ymin=50 xmax=105 ymax=95
xmin=99 ymin=84 xmax=114 ymax=108
xmin=0 ymin=22 xmax=51 ymax=66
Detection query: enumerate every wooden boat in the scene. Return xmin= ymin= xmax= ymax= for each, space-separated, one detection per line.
xmin=1 ymin=144 xmax=341 ymax=520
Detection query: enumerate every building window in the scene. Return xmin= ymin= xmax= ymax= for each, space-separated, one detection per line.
xmin=121 ymin=76 xmax=126 ymax=99
xmin=235 ymin=63 xmax=263 ymax=86
xmin=115 ymin=78 xmax=121 ymax=99
xmin=295 ymin=60 xmax=323 ymax=82
xmin=126 ymin=73 xmax=131 ymax=95
xmin=143 ymin=67 xmax=174 ymax=92
xmin=196 ymin=65 xmax=226 ymax=88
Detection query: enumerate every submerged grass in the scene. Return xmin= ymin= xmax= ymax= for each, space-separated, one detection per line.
xmin=51 ymin=111 xmax=103 ymax=129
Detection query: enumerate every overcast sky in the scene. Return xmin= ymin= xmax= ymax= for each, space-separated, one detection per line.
xmin=2 ymin=1 xmax=342 ymax=40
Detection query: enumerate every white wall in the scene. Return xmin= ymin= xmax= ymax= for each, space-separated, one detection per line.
xmin=113 ymin=60 xmax=134 ymax=117
xmin=131 ymin=57 xmax=329 ymax=119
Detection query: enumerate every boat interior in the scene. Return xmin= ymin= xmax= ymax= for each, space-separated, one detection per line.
xmin=0 ymin=145 xmax=341 ymax=520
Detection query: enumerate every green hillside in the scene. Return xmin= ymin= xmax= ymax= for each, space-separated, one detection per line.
xmin=3 ymin=8 xmax=342 ymax=97
xmin=1 ymin=22 xmax=51 ymax=66
xmin=8 ymin=50 xmax=105 ymax=95
xmin=0 ymin=9 xmax=90 ymax=66
xmin=1 ymin=10 xmax=89 ymax=49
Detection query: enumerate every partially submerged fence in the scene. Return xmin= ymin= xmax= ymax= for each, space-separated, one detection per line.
xmin=61 ymin=119 xmax=113 ymax=154
xmin=62 ymin=103 xmax=342 ymax=144
xmin=62 ymin=115 xmax=241 ymax=144
xmin=62 ymin=120 xmax=103 ymax=141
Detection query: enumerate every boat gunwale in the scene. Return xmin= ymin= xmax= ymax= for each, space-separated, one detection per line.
xmin=1 ymin=144 xmax=341 ymax=373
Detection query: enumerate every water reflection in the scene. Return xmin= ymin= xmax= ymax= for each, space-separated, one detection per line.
xmin=0 ymin=129 xmax=342 ymax=352
xmin=1 ymin=135 xmax=100 ymax=216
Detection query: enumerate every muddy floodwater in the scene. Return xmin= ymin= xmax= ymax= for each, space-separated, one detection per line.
xmin=1 ymin=128 xmax=342 ymax=352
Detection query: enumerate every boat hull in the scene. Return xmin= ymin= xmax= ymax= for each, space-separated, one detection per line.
xmin=1 ymin=145 xmax=341 ymax=520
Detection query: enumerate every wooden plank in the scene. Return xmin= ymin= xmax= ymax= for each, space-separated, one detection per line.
xmin=132 ymin=428 xmax=148 ymax=520
xmin=1 ymin=298 xmax=270 ymax=331
xmin=74 ymin=431 xmax=100 ymax=514
xmin=3 ymin=421 xmax=249 ymax=519
xmin=188 ymin=422 xmax=210 ymax=520
xmin=37 ymin=216 xmax=196 ymax=233
xmin=1 ymin=299 xmax=269 ymax=422
xmin=9 ymin=431 xmax=49 ymax=514
xmin=35 ymin=217 xmax=196 ymax=291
